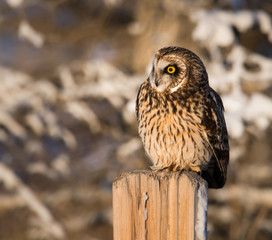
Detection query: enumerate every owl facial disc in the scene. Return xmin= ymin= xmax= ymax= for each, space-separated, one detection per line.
xmin=149 ymin=55 xmax=186 ymax=93
xmin=150 ymin=59 xmax=172 ymax=92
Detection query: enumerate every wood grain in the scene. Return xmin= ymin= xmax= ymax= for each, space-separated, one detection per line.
xmin=113 ymin=170 xmax=208 ymax=240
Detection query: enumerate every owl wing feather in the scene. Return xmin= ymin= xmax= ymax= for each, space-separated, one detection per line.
xmin=201 ymin=87 xmax=229 ymax=188
xmin=136 ymin=82 xmax=145 ymax=121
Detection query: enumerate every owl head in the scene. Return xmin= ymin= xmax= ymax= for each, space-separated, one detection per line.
xmin=149 ymin=46 xmax=208 ymax=93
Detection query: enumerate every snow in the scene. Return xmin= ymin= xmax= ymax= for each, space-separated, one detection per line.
xmin=243 ymin=94 xmax=272 ymax=129
xmin=192 ymin=10 xmax=235 ymax=47
xmin=18 ymin=21 xmax=44 ymax=48
xmin=191 ymin=9 xmax=272 ymax=139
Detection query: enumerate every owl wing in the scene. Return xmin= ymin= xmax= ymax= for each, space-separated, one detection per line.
xmin=136 ymin=81 xmax=149 ymax=122
xmin=136 ymin=82 xmax=144 ymax=121
xmin=201 ymin=88 xmax=229 ymax=188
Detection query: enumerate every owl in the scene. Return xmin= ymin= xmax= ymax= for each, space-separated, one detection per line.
xmin=136 ymin=46 xmax=229 ymax=188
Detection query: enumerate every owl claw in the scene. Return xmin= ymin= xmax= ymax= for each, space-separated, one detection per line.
xmin=178 ymin=168 xmax=186 ymax=175
xmin=189 ymin=166 xmax=202 ymax=175
xmin=162 ymin=167 xmax=170 ymax=172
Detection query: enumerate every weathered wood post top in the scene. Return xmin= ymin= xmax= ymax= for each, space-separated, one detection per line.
xmin=113 ymin=170 xmax=208 ymax=240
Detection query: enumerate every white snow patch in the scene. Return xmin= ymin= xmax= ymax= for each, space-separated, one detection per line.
xmin=225 ymin=113 xmax=245 ymax=139
xmin=222 ymin=90 xmax=247 ymax=139
xmin=18 ymin=21 xmax=44 ymax=48
xmin=6 ymin=0 xmax=23 ymax=8
xmin=192 ymin=11 xmax=235 ymax=47
xmin=243 ymin=94 xmax=272 ymax=129
xmin=257 ymin=11 xmax=272 ymax=36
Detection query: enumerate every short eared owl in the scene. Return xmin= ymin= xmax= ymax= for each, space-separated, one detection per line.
xmin=136 ymin=46 xmax=229 ymax=188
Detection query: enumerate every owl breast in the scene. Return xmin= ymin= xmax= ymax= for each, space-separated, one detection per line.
xmin=137 ymin=82 xmax=212 ymax=171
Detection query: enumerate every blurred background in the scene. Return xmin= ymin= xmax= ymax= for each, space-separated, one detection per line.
xmin=0 ymin=0 xmax=271 ymax=239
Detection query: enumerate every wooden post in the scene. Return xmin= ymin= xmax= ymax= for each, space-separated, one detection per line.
xmin=112 ymin=170 xmax=208 ymax=240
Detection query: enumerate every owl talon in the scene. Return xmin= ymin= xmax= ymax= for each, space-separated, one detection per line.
xmin=178 ymin=168 xmax=186 ymax=175
xmin=189 ymin=166 xmax=201 ymax=175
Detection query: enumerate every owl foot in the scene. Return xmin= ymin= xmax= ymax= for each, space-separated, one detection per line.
xmin=178 ymin=168 xmax=186 ymax=175
xmin=189 ymin=166 xmax=201 ymax=175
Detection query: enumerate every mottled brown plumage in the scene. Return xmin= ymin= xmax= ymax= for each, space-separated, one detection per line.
xmin=136 ymin=46 xmax=229 ymax=188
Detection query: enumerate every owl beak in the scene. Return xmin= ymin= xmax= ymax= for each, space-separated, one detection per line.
xmin=154 ymin=73 xmax=160 ymax=87
xmin=150 ymin=70 xmax=162 ymax=89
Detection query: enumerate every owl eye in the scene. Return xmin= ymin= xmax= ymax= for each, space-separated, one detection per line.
xmin=167 ymin=66 xmax=176 ymax=74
